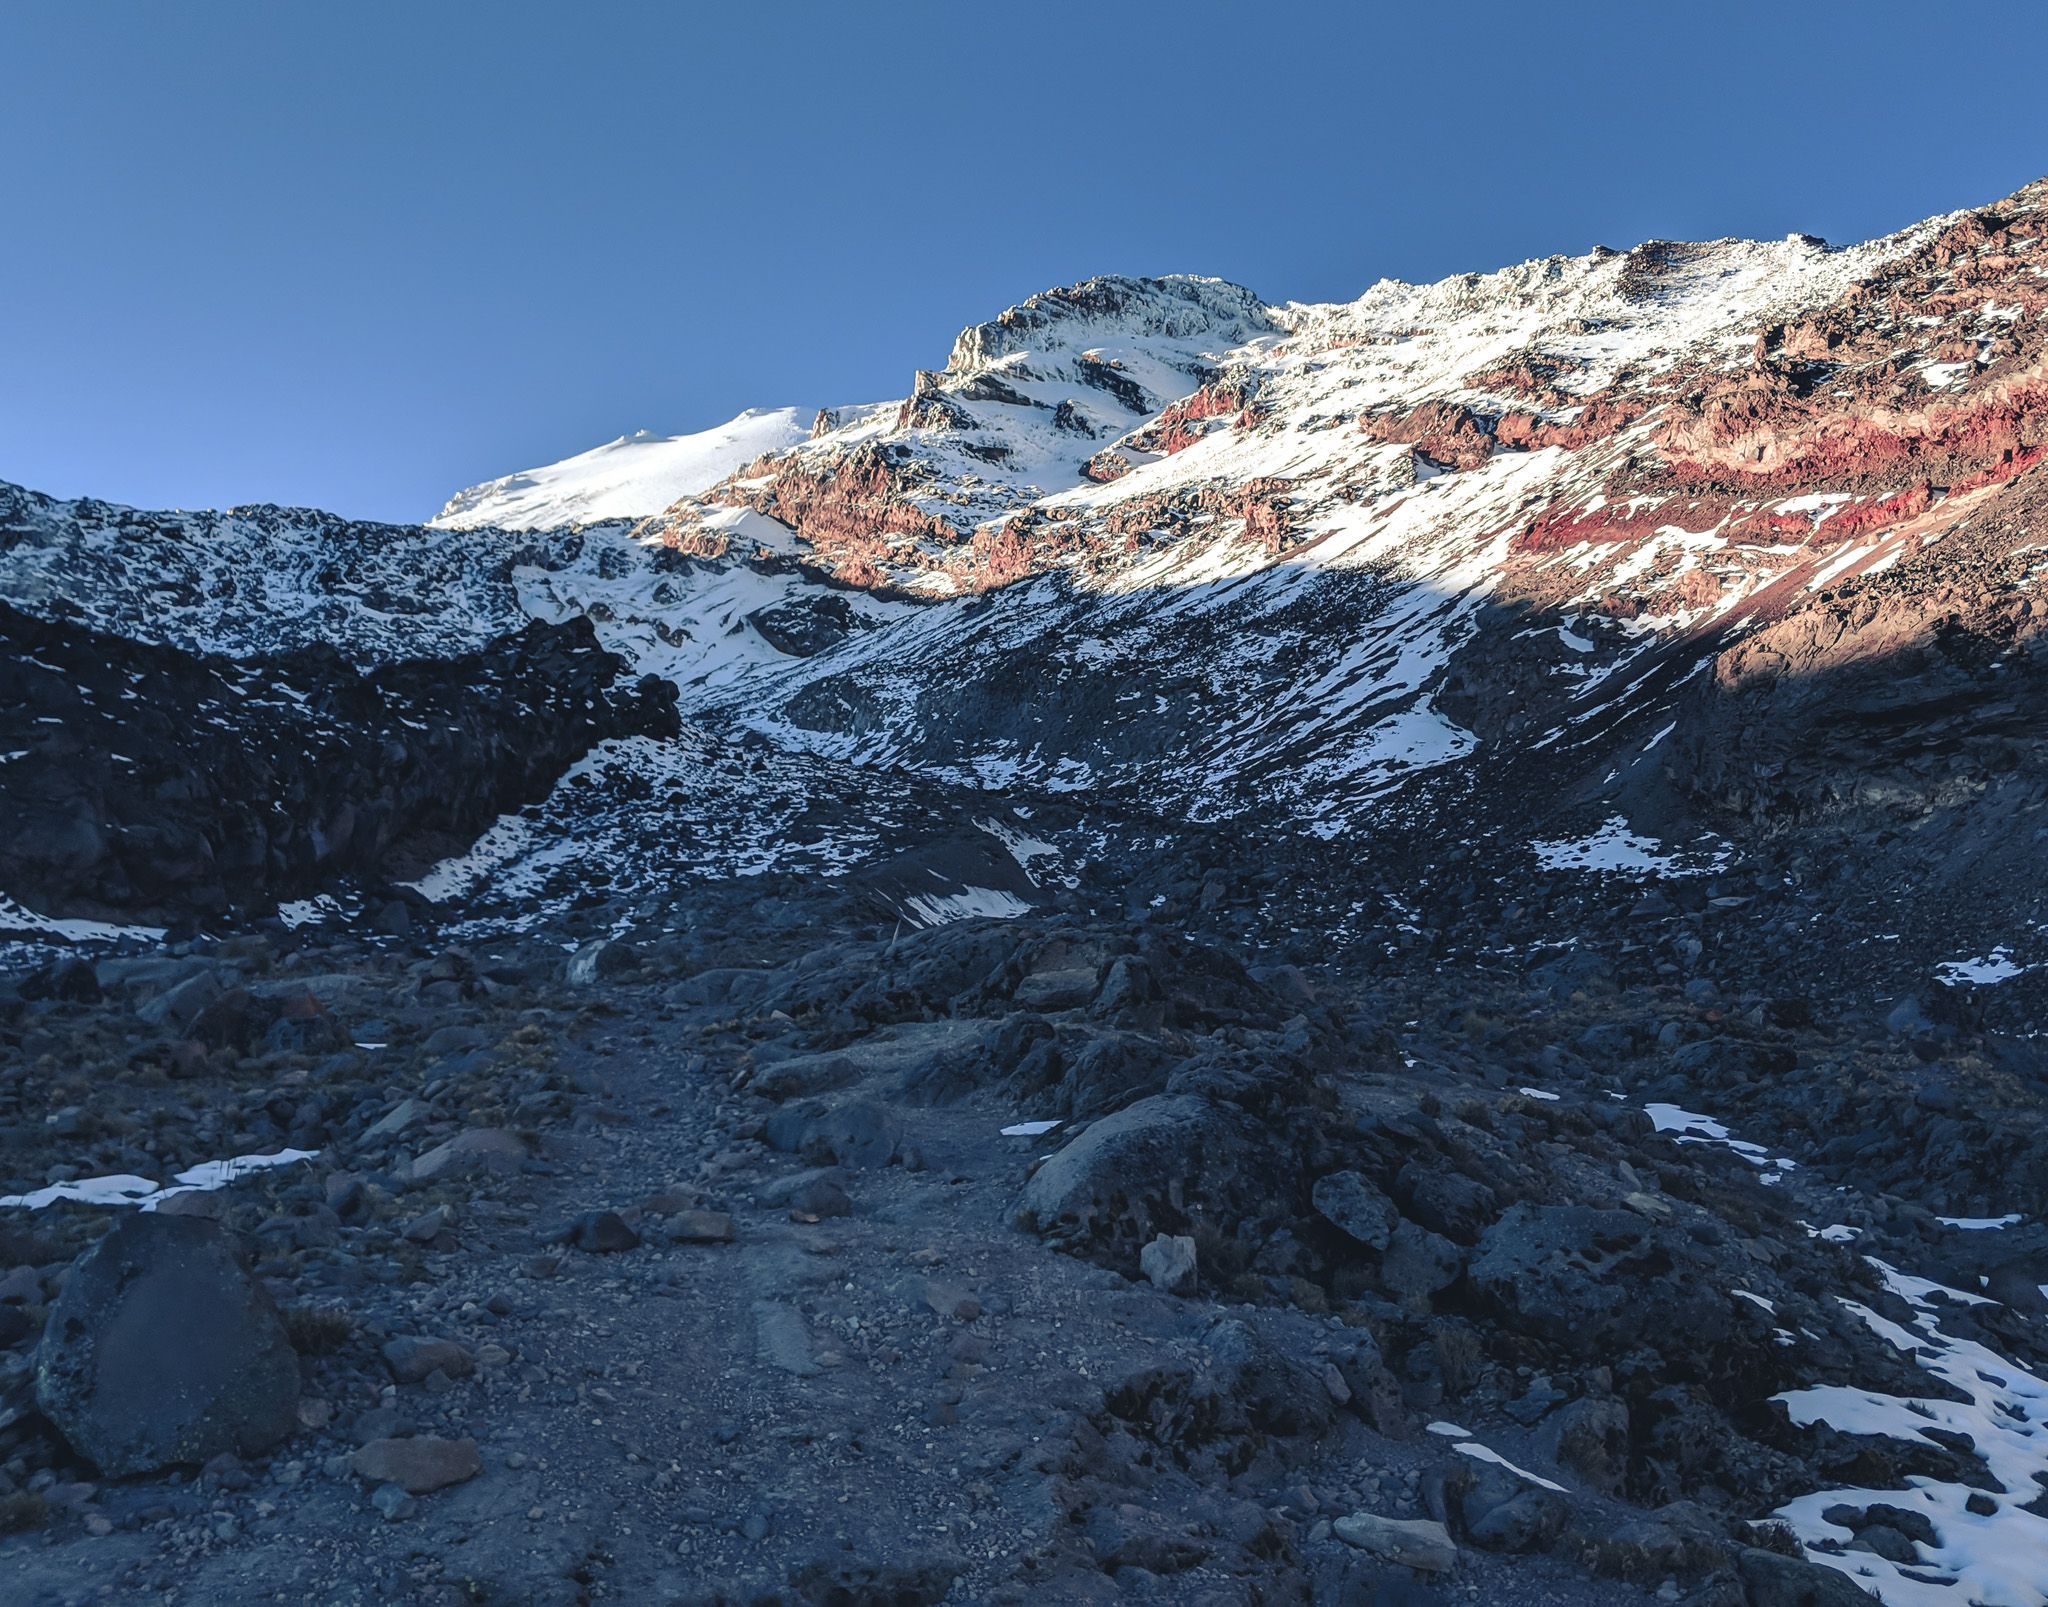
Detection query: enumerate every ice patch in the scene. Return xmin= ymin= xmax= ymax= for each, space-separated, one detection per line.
xmin=277 ymin=893 xmax=346 ymax=929
xmin=1646 ymin=1102 xmax=1797 ymax=1180
xmin=975 ymin=816 xmax=1065 ymax=881
xmin=1001 ymin=1119 xmax=1062 ymax=1138
xmin=1452 ymin=1441 xmax=1568 ymax=1493
xmin=901 ymin=886 xmax=1033 ymax=928
xmin=404 ymin=812 xmax=537 ymax=904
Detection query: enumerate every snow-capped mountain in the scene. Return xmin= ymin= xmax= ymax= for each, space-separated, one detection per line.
xmin=4 ymin=178 xmax=2045 ymax=1005
xmin=428 ymin=405 xmax=824 ymax=530
xmin=8 ymin=178 xmax=2048 ymax=1607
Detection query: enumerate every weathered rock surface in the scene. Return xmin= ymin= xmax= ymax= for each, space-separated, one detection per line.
xmin=34 ymin=1214 xmax=300 ymax=1476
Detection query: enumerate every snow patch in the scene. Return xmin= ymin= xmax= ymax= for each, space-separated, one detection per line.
xmin=1 ymin=1148 xmax=318 ymax=1211
xmin=901 ymin=886 xmax=1033 ymax=928
xmin=1774 ymin=1258 xmax=2048 ymax=1606
xmin=430 ymin=408 xmax=819 ymax=530
xmin=0 ymin=894 xmax=165 ymax=946
xmin=1935 ymin=947 xmax=2029 ymax=986
xmin=1531 ymin=817 xmax=1729 ymax=877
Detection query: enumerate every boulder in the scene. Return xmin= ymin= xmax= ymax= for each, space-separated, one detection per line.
xmin=1331 ymin=1512 xmax=1457 ymax=1573
xmin=409 ymin=1127 xmax=527 ymax=1184
xmin=137 ymin=968 xmax=223 ymax=1029
xmin=565 ymin=1210 xmax=642 ymax=1253
xmin=566 ymin=939 xmax=639 ymax=986
xmin=1140 ymin=1233 xmax=1198 ymax=1295
xmin=1735 ymin=1545 xmax=1881 ymax=1606
xmin=1468 ymin=1203 xmax=1731 ymax=1358
xmin=1016 ymin=1094 xmax=1274 ymax=1257
xmin=762 ymin=1097 xmax=901 ymax=1170
xmin=1203 ymin=1318 xmax=1334 ymax=1439
xmin=35 ymin=1214 xmax=299 ymax=1475
xmin=1542 ymin=1396 xmax=1631 ymax=1494
xmin=789 ymin=1554 xmax=964 ymax=1606
xmin=381 ymin=1336 xmax=475 ymax=1385
xmin=1459 ymin=1462 xmax=1569 ymax=1553
xmin=1312 ymin=1169 xmax=1396 ymax=1250
xmin=21 ymin=957 xmax=101 ymax=1003
xmin=1380 ymin=1220 xmax=1465 ymax=1301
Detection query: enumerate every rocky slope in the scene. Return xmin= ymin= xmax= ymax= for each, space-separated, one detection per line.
xmin=2 ymin=177 xmax=2047 ymax=1606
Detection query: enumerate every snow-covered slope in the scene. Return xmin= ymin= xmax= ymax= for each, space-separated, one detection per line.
xmin=428 ymin=407 xmax=819 ymax=530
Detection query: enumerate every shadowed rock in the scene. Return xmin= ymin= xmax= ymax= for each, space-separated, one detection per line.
xmin=35 ymin=1213 xmax=300 ymax=1476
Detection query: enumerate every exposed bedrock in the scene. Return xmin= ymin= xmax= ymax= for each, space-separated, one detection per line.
xmin=0 ymin=604 xmax=678 ymax=925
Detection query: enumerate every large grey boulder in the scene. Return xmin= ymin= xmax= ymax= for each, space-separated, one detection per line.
xmin=1331 ymin=1512 xmax=1457 ymax=1572
xmin=1016 ymin=1094 xmax=1272 ymax=1257
xmin=35 ymin=1213 xmax=300 ymax=1476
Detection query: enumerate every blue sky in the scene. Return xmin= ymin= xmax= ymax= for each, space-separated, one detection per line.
xmin=3 ymin=1 xmax=2044 ymax=523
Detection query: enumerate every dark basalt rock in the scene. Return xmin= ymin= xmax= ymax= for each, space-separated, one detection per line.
xmin=0 ymin=601 xmax=677 ymax=926
xmin=747 ymin=592 xmax=858 ymax=658
xmin=1310 ymin=1169 xmax=1397 ymax=1250
xmin=1015 ymin=1094 xmax=1282 ymax=1259
xmin=1467 ymin=1203 xmax=1734 ymax=1359
xmin=35 ymin=1213 xmax=300 ymax=1476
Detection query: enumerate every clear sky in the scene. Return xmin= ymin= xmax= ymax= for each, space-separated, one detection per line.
xmin=3 ymin=1 xmax=2044 ymax=524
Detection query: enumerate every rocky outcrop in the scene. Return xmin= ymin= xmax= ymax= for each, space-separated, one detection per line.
xmin=708 ymin=441 xmax=962 ymax=587
xmin=1359 ymin=399 xmax=1496 ymax=471
xmin=0 ymin=603 xmax=677 ymax=925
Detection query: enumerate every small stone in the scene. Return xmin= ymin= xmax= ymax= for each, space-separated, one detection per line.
xmin=381 ymin=1336 xmax=475 ymax=1386
xmin=1139 ymin=1233 xmax=1198 ymax=1295
xmin=671 ymin=1210 xmax=735 ymax=1244
xmin=565 ymin=1211 xmax=642 ymax=1253
xmin=351 ymin=1436 xmax=483 ymax=1495
xmin=371 ymin=1481 xmax=416 ymax=1521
